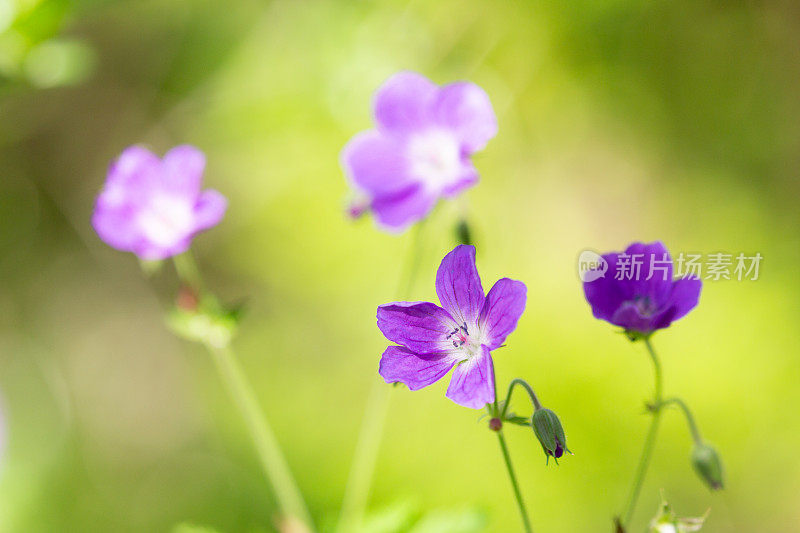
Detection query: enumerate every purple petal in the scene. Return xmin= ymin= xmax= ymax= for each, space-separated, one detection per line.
xmin=373 ymin=71 xmax=437 ymax=134
xmin=341 ymin=130 xmax=411 ymax=196
xmin=440 ymin=163 xmax=479 ymax=198
xmin=583 ymin=252 xmax=627 ymax=321
xmin=371 ymin=184 xmax=437 ymax=232
xmin=162 ymin=145 xmax=206 ymax=195
xmin=377 ymin=301 xmax=457 ymax=355
xmin=623 ymin=241 xmax=674 ymax=307
xmin=379 ymin=346 xmax=456 ymax=390
xmin=610 ymin=302 xmax=655 ymax=334
xmin=194 ymin=189 xmax=227 ymax=231
xmin=479 ymin=278 xmax=527 ymax=349
xmin=435 ymin=245 xmax=485 ymax=327
xmin=652 ymin=276 xmax=702 ymax=329
xmin=433 ymin=81 xmax=497 ymax=152
xmin=445 ymin=345 xmax=494 ymax=409
xmin=91 ymin=203 xmax=142 ymax=251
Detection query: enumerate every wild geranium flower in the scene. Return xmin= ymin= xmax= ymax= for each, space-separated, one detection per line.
xmin=342 ymin=71 xmax=497 ymax=232
xmin=377 ymin=245 xmax=526 ymax=408
xmin=583 ymin=241 xmax=702 ymax=336
xmin=92 ymin=145 xmax=227 ymax=260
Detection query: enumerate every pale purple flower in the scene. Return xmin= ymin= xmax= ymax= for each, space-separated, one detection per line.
xmin=342 ymin=71 xmax=497 ymax=232
xmin=92 ymin=145 xmax=227 ymax=260
xmin=377 ymin=245 xmax=526 ymax=409
xmin=583 ymin=241 xmax=702 ymax=336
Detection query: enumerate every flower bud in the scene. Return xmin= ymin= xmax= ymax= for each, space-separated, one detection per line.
xmin=488 ymin=417 xmax=502 ymax=432
xmin=531 ymin=408 xmax=570 ymax=463
xmin=691 ymin=442 xmax=724 ymax=490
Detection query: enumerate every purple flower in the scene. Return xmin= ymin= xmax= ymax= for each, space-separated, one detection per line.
xmin=377 ymin=245 xmax=526 ymax=409
xmin=583 ymin=241 xmax=702 ymax=336
xmin=92 ymin=145 xmax=227 ymax=260
xmin=342 ymin=71 xmax=497 ymax=232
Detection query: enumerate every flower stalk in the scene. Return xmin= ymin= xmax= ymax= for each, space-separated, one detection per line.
xmin=621 ymin=337 xmax=663 ymax=527
xmin=172 ymin=255 xmax=313 ymax=531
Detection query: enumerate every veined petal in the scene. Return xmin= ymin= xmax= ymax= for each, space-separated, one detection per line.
xmin=611 ymin=302 xmax=654 ymax=334
xmin=341 ymin=130 xmax=411 ymax=196
xmin=371 ymin=184 xmax=436 ymax=232
xmin=379 ymin=346 xmax=456 ymax=390
xmin=162 ymin=145 xmax=206 ymax=195
xmin=445 ymin=345 xmax=494 ymax=409
xmin=377 ymin=301 xmax=457 ymax=355
xmin=373 ymin=71 xmax=438 ymax=134
xmin=435 ymin=245 xmax=485 ymax=326
xmin=433 ymin=81 xmax=497 ymax=152
xmin=479 ymin=278 xmax=527 ymax=349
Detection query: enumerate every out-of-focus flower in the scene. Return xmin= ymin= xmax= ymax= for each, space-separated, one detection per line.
xmin=649 ymin=494 xmax=707 ymax=533
xmin=377 ymin=245 xmax=526 ymax=408
xmin=92 ymin=145 xmax=227 ymax=260
xmin=583 ymin=241 xmax=702 ymax=336
xmin=342 ymin=71 xmax=497 ymax=232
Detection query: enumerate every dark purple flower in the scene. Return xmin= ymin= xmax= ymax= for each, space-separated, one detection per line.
xmin=583 ymin=241 xmax=702 ymax=336
xmin=92 ymin=145 xmax=227 ymax=260
xmin=342 ymin=71 xmax=497 ymax=232
xmin=377 ymin=245 xmax=526 ymax=409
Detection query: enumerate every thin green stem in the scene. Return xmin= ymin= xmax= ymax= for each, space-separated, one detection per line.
xmin=660 ymin=397 xmax=702 ymax=444
xmin=496 ymin=430 xmax=533 ymax=533
xmin=621 ymin=337 xmax=663 ymax=528
xmin=173 ymin=251 xmax=203 ymax=290
xmin=501 ymin=378 xmax=543 ymax=419
xmin=207 ymin=343 xmax=313 ymax=529
xmin=171 ymin=255 xmax=312 ymax=529
xmin=336 ymin=221 xmax=427 ymax=533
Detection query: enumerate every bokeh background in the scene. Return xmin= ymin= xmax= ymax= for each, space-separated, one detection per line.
xmin=1 ymin=0 xmax=799 ymax=531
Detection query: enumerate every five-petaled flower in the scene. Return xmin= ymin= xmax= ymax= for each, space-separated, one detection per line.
xmin=583 ymin=242 xmax=702 ymax=336
xmin=377 ymin=245 xmax=526 ymax=409
xmin=342 ymin=71 xmax=497 ymax=232
xmin=92 ymin=145 xmax=227 ymax=260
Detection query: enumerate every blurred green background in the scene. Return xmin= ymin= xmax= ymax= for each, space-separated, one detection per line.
xmin=1 ymin=0 xmax=798 ymax=531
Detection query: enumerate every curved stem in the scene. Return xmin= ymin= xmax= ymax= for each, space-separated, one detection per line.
xmin=336 ymin=221 xmax=427 ymax=533
xmin=660 ymin=397 xmax=702 ymax=444
xmin=621 ymin=337 xmax=663 ymax=527
xmin=208 ymin=343 xmax=313 ymax=529
xmin=501 ymin=378 xmax=543 ymax=419
xmin=496 ymin=430 xmax=534 ymax=533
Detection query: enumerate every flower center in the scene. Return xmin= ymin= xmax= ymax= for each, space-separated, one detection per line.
xmin=632 ymin=295 xmax=657 ymax=317
xmin=406 ymin=129 xmax=463 ymax=192
xmin=138 ymin=193 xmax=195 ymax=247
xmin=446 ymin=321 xmax=483 ymax=360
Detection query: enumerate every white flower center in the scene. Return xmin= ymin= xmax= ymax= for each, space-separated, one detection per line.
xmin=446 ymin=320 xmax=486 ymax=361
xmin=406 ymin=129 xmax=463 ymax=192
xmin=137 ymin=193 xmax=195 ymax=247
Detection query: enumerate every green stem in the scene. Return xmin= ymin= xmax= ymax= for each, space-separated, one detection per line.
xmin=496 ymin=430 xmax=534 ymax=533
xmin=621 ymin=337 xmax=663 ymax=527
xmin=171 ymin=255 xmax=312 ymax=529
xmin=501 ymin=378 xmax=543 ymax=419
xmin=207 ymin=343 xmax=313 ymax=529
xmin=660 ymin=397 xmax=702 ymax=444
xmin=173 ymin=251 xmax=203 ymax=290
xmin=336 ymin=221 xmax=427 ymax=533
